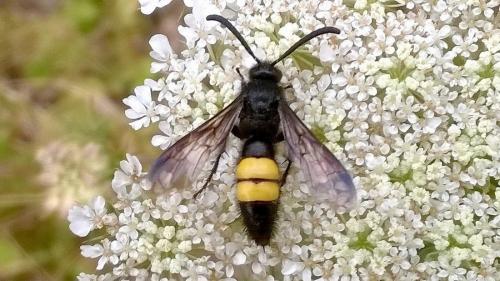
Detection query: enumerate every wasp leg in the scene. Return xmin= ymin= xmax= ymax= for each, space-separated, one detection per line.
xmin=280 ymin=159 xmax=292 ymax=186
xmin=236 ymin=67 xmax=245 ymax=81
xmin=194 ymin=153 xmax=223 ymax=199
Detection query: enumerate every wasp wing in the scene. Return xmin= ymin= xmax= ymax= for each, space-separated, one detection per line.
xmin=149 ymin=95 xmax=243 ymax=189
xmin=278 ymin=100 xmax=356 ymax=208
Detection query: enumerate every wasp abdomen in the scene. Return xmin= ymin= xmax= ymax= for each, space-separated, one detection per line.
xmin=236 ymin=139 xmax=280 ymax=245
xmin=238 ymin=201 xmax=278 ymax=245
xmin=236 ymin=157 xmax=280 ymax=201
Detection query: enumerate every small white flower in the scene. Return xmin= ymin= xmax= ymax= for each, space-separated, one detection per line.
xmin=68 ymin=196 xmax=107 ymax=237
xmin=423 ymin=117 xmax=442 ymax=134
xmin=118 ymin=212 xmax=140 ymax=240
xmin=151 ymin=121 xmax=174 ymax=150
xmin=158 ymin=193 xmax=188 ymax=223
xmin=123 ymin=85 xmax=168 ymax=130
xmin=319 ymin=42 xmax=335 ymax=63
xmin=354 ymin=0 xmax=367 ymax=10
xmin=452 ymin=29 xmax=479 ymax=57
xmin=76 ymin=273 xmax=115 ymax=281
xmin=81 ymin=239 xmax=118 ymax=270
xmin=112 ymin=154 xmax=150 ymax=201
xmin=138 ymin=0 xmax=172 ymax=15
xmin=76 ymin=273 xmax=97 ymax=281
xmin=178 ymin=1 xmax=219 ymax=48
xmin=149 ymin=34 xmax=173 ymax=73
xmin=463 ymin=192 xmax=489 ymax=217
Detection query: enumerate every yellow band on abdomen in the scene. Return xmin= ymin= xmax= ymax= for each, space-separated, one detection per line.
xmin=236 ymin=181 xmax=280 ymax=201
xmin=236 ymin=157 xmax=280 ymax=180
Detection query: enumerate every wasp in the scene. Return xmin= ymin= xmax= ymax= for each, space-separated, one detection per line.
xmin=149 ymin=15 xmax=356 ymax=245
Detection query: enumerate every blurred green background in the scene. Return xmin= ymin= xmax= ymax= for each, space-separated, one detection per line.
xmin=0 ymin=1 xmax=183 ymax=279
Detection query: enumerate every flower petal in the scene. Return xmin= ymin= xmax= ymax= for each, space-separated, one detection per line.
xmin=149 ymin=34 xmax=172 ymax=58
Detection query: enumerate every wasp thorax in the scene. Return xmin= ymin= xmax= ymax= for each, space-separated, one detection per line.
xmin=249 ymin=62 xmax=282 ymax=82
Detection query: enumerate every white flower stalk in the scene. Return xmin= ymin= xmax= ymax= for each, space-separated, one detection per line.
xmin=72 ymin=0 xmax=500 ymax=280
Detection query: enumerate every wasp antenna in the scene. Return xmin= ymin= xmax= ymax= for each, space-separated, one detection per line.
xmin=271 ymin=26 xmax=340 ymax=66
xmin=206 ymin=14 xmax=261 ymax=64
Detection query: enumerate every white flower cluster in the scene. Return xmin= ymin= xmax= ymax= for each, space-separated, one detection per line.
xmin=70 ymin=0 xmax=500 ymax=280
xmin=37 ymin=141 xmax=106 ymax=216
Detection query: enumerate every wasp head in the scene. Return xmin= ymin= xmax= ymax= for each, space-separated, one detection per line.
xmin=249 ymin=62 xmax=282 ymax=82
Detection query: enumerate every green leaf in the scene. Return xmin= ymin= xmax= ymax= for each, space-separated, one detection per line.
xmin=418 ymin=241 xmax=439 ymax=261
xmin=208 ymin=41 xmax=227 ymax=65
xmin=291 ymin=49 xmax=322 ymax=70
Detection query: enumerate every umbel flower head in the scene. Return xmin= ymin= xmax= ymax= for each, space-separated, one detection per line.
xmin=37 ymin=141 xmax=106 ymax=217
xmin=70 ymin=0 xmax=500 ymax=280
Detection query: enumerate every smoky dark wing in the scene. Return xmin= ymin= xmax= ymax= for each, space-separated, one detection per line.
xmin=148 ymin=95 xmax=243 ymax=189
xmin=278 ymin=100 xmax=356 ymax=208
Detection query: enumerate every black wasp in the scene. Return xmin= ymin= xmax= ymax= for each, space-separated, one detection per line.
xmin=149 ymin=15 xmax=356 ymax=245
